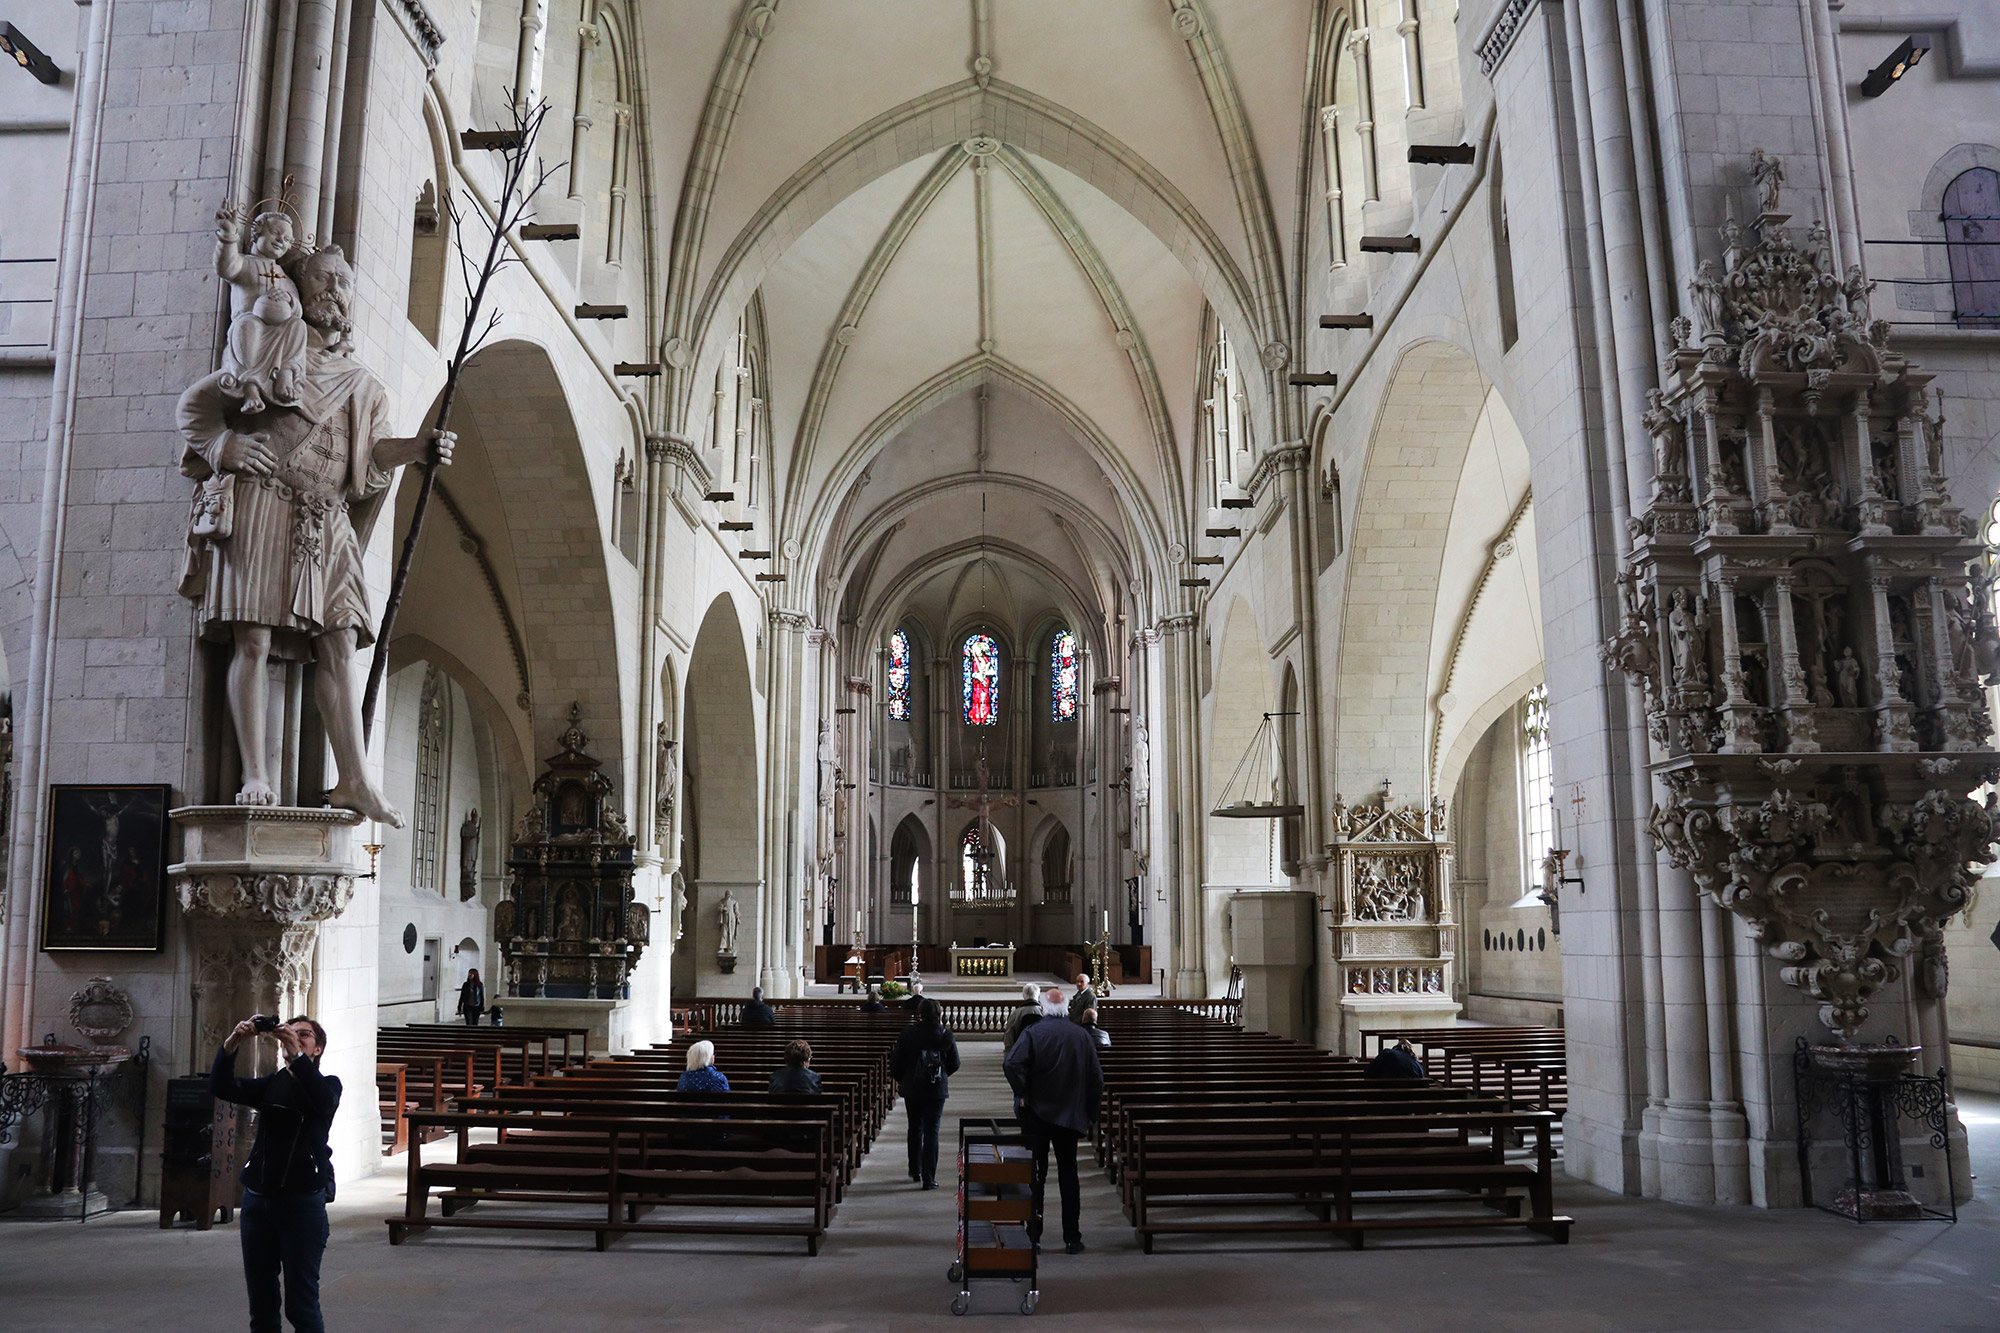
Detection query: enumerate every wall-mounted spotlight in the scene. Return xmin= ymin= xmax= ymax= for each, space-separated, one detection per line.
xmin=1860 ymin=35 xmax=1931 ymax=97
xmin=0 ymin=23 xmax=60 ymax=84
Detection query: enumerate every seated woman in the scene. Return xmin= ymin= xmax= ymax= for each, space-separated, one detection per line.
xmin=767 ymin=1039 xmax=822 ymax=1094
xmin=676 ymin=1039 xmax=730 ymax=1091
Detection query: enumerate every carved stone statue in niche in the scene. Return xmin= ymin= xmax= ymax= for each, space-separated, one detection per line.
xmin=176 ymin=241 xmax=453 ymax=822
xmin=1667 ymin=589 xmax=1708 ymax=689
xmin=557 ymin=887 xmax=585 ymax=941
xmin=653 ymin=724 xmax=677 ymax=845
xmin=818 ymin=721 xmax=836 ymax=806
xmin=494 ymin=899 xmax=515 ymax=940
xmin=625 ymin=901 xmax=649 ymax=947
xmin=671 ymin=869 xmax=688 ymax=945
xmin=458 ymin=809 xmax=480 ymax=901
xmin=717 ymin=888 xmax=741 ymax=956
xmin=1131 ymin=722 xmax=1151 ymax=809
xmin=1750 ymin=148 xmax=1785 ymax=215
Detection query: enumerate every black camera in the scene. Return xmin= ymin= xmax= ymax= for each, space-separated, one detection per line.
xmin=252 ymin=1014 xmax=280 ymax=1033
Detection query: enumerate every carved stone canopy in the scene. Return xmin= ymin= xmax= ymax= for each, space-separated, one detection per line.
xmin=1607 ymin=151 xmax=1998 ymax=1038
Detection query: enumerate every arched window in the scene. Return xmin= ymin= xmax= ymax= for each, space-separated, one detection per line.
xmin=961 ymin=823 xmax=991 ymax=900
xmin=1944 ymin=167 xmax=2000 ymax=329
xmin=1050 ymin=629 xmax=1079 ymax=721
xmin=962 ymin=633 xmax=999 ymax=725
xmin=1518 ymin=684 xmax=1553 ymax=885
xmin=887 ymin=630 xmax=912 ymax=721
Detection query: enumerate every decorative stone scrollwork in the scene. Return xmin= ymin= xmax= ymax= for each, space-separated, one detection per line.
xmin=1611 ymin=152 xmax=1998 ymax=1039
xmin=67 ymin=977 xmax=135 ymax=1043
xmin=178 ymin=872 xmax=355 ymax=925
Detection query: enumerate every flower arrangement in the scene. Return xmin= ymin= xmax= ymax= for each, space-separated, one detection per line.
xmin=880 ymin=980 xmax=911 ymax=1001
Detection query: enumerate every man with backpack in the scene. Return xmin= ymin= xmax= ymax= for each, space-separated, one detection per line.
xmin=889 ymin=997 xmax=960 ymax=1189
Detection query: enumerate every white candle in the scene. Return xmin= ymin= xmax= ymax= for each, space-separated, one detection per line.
xmin=854 ymin=909 xmax=862 ymax=935
xmin=1103 ymin=909 xmax=1110 ymax=935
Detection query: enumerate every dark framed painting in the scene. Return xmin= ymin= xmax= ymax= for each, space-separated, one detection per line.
xmin=40 ymin=784 xmax=171 ymax=952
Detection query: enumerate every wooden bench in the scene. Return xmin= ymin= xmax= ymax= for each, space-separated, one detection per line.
xmin=386 ymin=1107 xmax=833 ymax=1254
xmin=1126 ymin=1108 xmax=1570 ymax=1251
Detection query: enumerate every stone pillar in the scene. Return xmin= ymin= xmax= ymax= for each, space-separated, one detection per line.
xmin=1153 ymin=615 xmax=1206 ymax=998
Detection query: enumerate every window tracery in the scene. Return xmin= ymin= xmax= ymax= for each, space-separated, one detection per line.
xmin=888 ymin=629 xmax=912 ymax=721
xmin=1051 ymin=629 xmax=1078 ymax=721
xmin=963 ymin=633 xmax=999 ymax=726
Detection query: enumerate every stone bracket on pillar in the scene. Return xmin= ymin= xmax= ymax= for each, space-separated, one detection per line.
xmin=170 ymin=805 xmax=363 ymax=1060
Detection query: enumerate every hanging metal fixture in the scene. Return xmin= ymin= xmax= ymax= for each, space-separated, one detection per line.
xmin=1211 ymin=712 xmax=1304 ymax=818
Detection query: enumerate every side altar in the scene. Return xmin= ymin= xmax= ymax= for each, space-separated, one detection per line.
xmin=1323 ymin=786 xmax=1460 ymax=1054
xmin=494 ymin=707 xmax=645 ymax=1051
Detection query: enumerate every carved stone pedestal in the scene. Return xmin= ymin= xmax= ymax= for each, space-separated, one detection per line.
xmin=169 ymin=806 xmax=363 ymax=1061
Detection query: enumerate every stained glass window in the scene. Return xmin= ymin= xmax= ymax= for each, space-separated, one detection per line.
xmin=887 ymin=630 xmax=911 ymax=721
xmin=961 ymin=823 xmax=990 ymax=900
xmin=1520 ymin=684 xmax=1554 ymax=885
xmin=1051 ymin=629 xmax=1078 ymax=721
xmin=962 ymin=633 xmax=999 ymax=726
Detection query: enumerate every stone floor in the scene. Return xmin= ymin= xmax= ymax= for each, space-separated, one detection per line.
xmin=1 ymin=1045 xmax=1996 ymax=1330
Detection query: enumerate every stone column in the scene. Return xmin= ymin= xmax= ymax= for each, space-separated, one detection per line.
xmin=761 ymin=610 xmax=814 ymax=997
xmin=1155 ymin=615 xmax=1206 ymax=998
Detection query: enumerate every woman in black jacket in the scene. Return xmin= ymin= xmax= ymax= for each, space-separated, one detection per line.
xmin=456 ymin=969 xmax=485 ymax=1026
xmin=888 ymin=997 xmax=960 ymax=1188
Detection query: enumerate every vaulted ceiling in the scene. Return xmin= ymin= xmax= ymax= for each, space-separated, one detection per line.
xmin=639 ymin=1 xmax=1324 ymax=648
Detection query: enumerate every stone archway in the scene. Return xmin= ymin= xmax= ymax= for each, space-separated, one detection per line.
xmin=685 ymin=594 xmax=760 ymax=997
xmin=1204 ymin=596 xmax=1279 ymax=991
xmin=1331 ymin=341 xmax=1494 ymax=799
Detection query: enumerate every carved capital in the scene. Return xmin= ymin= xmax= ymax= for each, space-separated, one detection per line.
xmin=177 ymin=871 xmax=356 ymax=926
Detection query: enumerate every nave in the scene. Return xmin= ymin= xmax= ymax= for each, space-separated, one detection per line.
xmin=3 ymin=1035 xmax=1995 ymax=1330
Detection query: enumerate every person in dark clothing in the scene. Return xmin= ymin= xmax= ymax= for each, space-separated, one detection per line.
xmin=858 ymin=985 xmax=887 ymax=1013
xmin=1078 ymin=1007 xmax=1112 ymax=1048
xmin=211 ymin=1014 xmax=342 ymax=1333
xmin=456 ymin=968 xmax=485 ymax=1026
xmin=1002 ymin=983 xmax=1042 ymax=1054
xmin=1364 ymin=1039 xmax=1426 ymax=1081
xmin=1003 ymin=1009 xmax=1104 ymax=1254
xmin=1067 ymin=973 xmax=1097 ymax=1020
xmin=741 ymin=986 xmax=777 ymax=1026
xmin=888 ymin=997 xmax=960 ymax=1189
xmin=768 ymin=1038 xmax=823 ymax=1095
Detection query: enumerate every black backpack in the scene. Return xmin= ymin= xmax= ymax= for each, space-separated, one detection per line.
xmin=917 ymin=1044 xmax=945 ymax=1089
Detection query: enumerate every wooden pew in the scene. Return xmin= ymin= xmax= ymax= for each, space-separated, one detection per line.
xmin=387 ymin=1106 xmax=833 ymax=1253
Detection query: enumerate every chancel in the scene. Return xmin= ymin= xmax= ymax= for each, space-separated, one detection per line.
xmin=1 ymin=1 xmax=1998 ymax=1326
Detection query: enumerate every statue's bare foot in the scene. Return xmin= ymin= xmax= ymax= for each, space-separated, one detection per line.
xmin=328 ymin=778 xmax=405 ymax=828
xmin=235 ymin=779 xmax=277 ymax=807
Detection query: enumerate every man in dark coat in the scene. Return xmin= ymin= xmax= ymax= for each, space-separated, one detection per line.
xmin=1003 ymin=1012 xmax=1104 ymax=1253
xmin=741 ymin=986 xmax=777 ymax=1026
xmin=211 ymin=1015 xmax=342 ymax=1333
